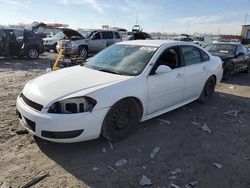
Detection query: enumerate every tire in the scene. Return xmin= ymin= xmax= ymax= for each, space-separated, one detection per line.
xmin=78 ymin=46 xmax=88 ymax=59
xmin=223 ymin=62 xmax=234 ymax=80
xmin=102 ymin=99 xmax=139 ymax=141
xmin=26 ymin=47 xmax=39 ymax=59
xmin=197 ymin=76 xmax=216 ymax=103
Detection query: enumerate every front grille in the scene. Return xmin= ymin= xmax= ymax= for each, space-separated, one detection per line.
xmin=20 ymin=93 xmax=43 ymax=111
xmin=24 ymin=117 xmax=36 ymax=132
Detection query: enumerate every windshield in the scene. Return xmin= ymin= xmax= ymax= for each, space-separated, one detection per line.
xmin=84 ymin=44 xmax=157 ymax=76
xmin=79 ymin=31 xmax=91 ymax=38
xmin=205 ymin=44 xmax=236 ymax=55
xmin=53 ymin=32 xmax=65 ymax=39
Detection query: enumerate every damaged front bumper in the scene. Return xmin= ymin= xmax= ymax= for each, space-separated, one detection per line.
xmin=16 ymin=95 xmax=109 ymax=143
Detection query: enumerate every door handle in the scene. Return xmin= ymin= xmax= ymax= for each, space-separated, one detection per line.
xmin=176 ymin=73 xmax=183 ymax=78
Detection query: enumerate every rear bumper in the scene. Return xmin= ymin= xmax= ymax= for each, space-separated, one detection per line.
xmin=16 ymin=95 xmax=109 ymax=143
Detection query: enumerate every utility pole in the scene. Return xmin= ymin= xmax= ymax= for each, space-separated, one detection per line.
xmin=186 ymin=22 xmax=190 ymax=34
xmin=136 ymin=11 xmax=138 ymax=25
xmin=244 ymin=12 xmax=248 ymax=25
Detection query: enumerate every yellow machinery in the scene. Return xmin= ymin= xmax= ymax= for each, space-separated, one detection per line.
xmin=52 ymin=48 xmax=65 ymax=71
xmin=52 ymin=48 xmax=86 ymax=71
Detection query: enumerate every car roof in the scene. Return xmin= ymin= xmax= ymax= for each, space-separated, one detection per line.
xmin=211 ymin=42 xmax=239 ymax=46
xmin=120 ymin=40 xmax=194 ymax=47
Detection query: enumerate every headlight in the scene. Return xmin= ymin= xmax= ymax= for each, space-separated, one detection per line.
xmin=48 ymin=97 xmax=97 ymax=114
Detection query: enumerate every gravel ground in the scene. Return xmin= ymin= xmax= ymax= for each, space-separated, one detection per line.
xmin=0 ymin=53 xmax=250 ymax=188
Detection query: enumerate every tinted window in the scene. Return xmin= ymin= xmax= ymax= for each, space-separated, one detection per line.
xmin=92 ymin=32 xmax=101 ymax=40
xmin=114 ymin=32 xmax=121 ymax=39
xmin=13 ymin=30 xmax=23 ymax=37
xmin=101 ymin=31 xmax=113 ymax=39
xmin=200 ymin=49 xmax=210 ymax=62
xmin=181 ymin=46 xmax=202 ymax=65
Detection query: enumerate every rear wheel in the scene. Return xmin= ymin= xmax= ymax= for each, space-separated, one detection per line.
xmin=102 ymin=99 xmax=139 ymax=141
xmin=26 ymin=47 xmax=39 ymax=59
xmin=223 ymin=63 xmax=234 ymax=80
xmin=197 ymin=76 xmax=216 ymax=103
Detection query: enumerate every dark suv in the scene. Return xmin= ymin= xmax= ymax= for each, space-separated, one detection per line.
xmin=0 ymin=28 xmax=45 ymax=59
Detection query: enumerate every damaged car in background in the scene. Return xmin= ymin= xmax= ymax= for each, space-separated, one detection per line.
xmin=16 ymin=40 xmax=223 ymax=143
xmin=0 ymin=22 xmax=45 ymax=59
xmin=205 ymin=43 xmax=249 ymax=80
xmin=57 ymin=28 xmax=122 ymax=58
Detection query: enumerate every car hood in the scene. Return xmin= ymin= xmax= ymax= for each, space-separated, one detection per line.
xmin=22 ymin=66 xmax=131 ymax=107
xmin=62 ymin=28 xmax=83 ymax=38
xmin=209 ymin=52 xmax=235 ymax=61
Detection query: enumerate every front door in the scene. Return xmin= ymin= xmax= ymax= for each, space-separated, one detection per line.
xmin=88 ymin=32 xmax=106 ymax=53
xmin=147 ymin=47 xmax=185 ymax=115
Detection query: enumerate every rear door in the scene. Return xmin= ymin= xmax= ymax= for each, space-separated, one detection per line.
xmin=88 ymin=32 xmax=106 ymax=53
xmin=180 ymin=45 xmax=209 ymax=101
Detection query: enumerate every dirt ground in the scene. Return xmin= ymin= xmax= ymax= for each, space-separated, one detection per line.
xmin=0 ymin=53 xmax=250 ymax=188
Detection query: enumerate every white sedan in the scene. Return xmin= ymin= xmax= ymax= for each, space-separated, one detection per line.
xmin=16 ymin=40 xmax=223 ymax=143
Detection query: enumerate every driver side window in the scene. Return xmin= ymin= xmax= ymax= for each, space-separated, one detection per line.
xmin=92 ymin=32 xmax=101 ymax=40
xmin=150 ymin=47 xmax=181 ymax=75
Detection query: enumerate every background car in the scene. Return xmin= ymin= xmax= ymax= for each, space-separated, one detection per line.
xmin=16 ymin=40 xmax=223 ymax=143
xmin=125 ymin=31 xmax=152 ymax=40
xmin=0 ymin=28 xmax=45 ymax=59
xmin=43 ymin=31 xmax=65 ymax=52
xmin=205 ymin=43 xmax=249 ymax=79
xmin=57 ymin=29 xmax=122 ymax=58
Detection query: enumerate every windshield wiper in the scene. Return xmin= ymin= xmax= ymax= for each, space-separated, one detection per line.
xmin=99 ymin=69 xmax=123 ymax=75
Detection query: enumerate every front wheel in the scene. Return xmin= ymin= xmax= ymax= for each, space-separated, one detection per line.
xmin=102 ymin=99 xmax=139 ymax=141
xmin=78 ymin=46 xmax=88 ymax=59
xmin=197 ymin=76 xmax=216 ymax=103
xmin=26 ymin=47 xmax=39 ymax=59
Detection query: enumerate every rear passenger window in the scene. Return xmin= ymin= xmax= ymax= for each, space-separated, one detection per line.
xmin=181 ymin=46 xmax=202 ymax=66
xmin=114 ymin=32 xmax=121 ymax=39
xmin=13 ymin=30 xmax=24 ymax=37
xmin=102 ymin=31 xmax=113 ymax=39
xmin=200 ymin=49 xmax=210 ymax=62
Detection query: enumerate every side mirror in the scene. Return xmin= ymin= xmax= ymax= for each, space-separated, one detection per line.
xmin=155 ymin=65 xmax=172 ymax=74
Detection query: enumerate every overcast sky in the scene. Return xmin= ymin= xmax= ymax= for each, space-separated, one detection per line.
xmin=0 ymin=0 xmax=249 ymax=34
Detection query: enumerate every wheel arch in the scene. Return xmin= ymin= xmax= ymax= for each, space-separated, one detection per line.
xmin=78 ymin=45 xmax=88 ymax=51
xmin=111 ymin=96 xmax=144 ymax=122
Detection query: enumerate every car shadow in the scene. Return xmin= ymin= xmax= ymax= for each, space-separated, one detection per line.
xmin=221 ymin=71 xmax=250 ymax=87
xmin=35 ymin=91 xmax=250 ymax=188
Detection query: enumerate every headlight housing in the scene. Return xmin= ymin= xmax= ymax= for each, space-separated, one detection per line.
xmin=48 ymin=97 xmax=97 ymax=114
